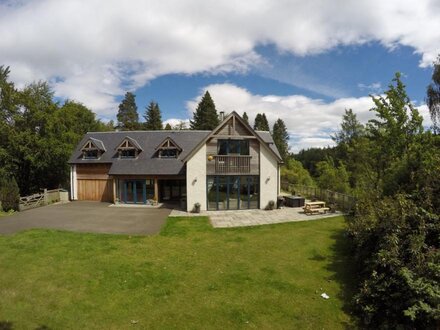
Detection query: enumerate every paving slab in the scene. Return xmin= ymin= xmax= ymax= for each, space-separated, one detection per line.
xmin=169 ymin=207 xmax=342 ymax=228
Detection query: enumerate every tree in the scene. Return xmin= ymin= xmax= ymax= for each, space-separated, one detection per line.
xmin=117 ymin=92 xmax=139 ymax=130
xmin=315 ymin=158 xmax=350 ymax=194
xmin=0 ymin=176 xmax=19 ymax=211
xmin=426 ymin=54 xmax=440 ymax=133
xmin=164 ymin=123 xmax=172 ymax=130
xmin=190 ymin=91 xmax=219 ymax=130
xmin=346 ymin=73 xmax=439 ymax=328
xmin=332 ymin=109 xmax=364 ymax=145
xmin=253 ymin=113 xmax=269 ymax=131
xmin=242 ymin=112 xmax=249 ymax=124
xmin=367 ymin=72 xmax=423 ymax=189
xmin=174 ymin=120 xmax=188 ymax=130
xmin=272 ymin=118 xmax=289 ymax=161
xmin=143 ymin=101 xmax=163 ymax=130
xmin=281 ymin=158 xmax=315 ymax=187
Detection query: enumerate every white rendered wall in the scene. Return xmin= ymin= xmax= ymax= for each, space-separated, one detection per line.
xmin=70 ymin=165 xmax=78 ymax=200
xmin=259 ymin=147 xmax=279 ymax=209
xmin=186 ymin=144 xmax=207 ymax=211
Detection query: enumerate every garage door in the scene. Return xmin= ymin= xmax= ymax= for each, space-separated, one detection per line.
xmin=77 ymin=179 xmax=113 ymax=202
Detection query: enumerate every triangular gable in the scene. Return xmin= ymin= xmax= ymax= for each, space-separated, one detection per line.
xmin=155 ymin=137 xmax=182 ymax=151
xmin=182 ymin=111 xmax=283 ymax=163
xmin=81 ymin=138 xmax=106 ymax=152
xmin=115 ymin=136 xmax=142 ymax=151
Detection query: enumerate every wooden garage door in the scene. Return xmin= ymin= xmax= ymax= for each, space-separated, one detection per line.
xmin=77 ymin=179 xmax=113 ymax=202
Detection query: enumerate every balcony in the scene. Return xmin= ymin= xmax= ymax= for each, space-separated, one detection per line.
xmin=214 ymin=155 xmax=252 ymax=174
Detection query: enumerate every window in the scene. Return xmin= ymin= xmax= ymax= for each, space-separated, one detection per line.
xmin=120 ymin=149 xmax=136 ymax=158
xmin=84 ymin=149 xmax=99 ymax=159
xmin=156 ymin=137 xmax=182 ymax=158
xmin=217 ymin=139 xmax=249 ymax=155
xmin=116 ymin=137 xmax=141 ymax=159
xmin=159 ymin=149 xmax=178 ymax=158
xmin=81 ymin=139 xmax=104 ymax=159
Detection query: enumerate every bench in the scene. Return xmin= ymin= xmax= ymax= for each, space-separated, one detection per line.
xmin=303 ymin=206 xmax=330 ymax=215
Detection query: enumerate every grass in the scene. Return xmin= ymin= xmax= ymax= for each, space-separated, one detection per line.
xmin=0 ymin=216 xmax=356 ymax=329
xmin=0 ymin=210 xmax=15 ymax=217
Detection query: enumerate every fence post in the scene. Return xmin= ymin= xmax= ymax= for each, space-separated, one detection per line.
xmin=43 ymin=188 xmax=48 ymax=206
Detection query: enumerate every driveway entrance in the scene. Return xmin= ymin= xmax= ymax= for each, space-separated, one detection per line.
xmin=0 ymin=202 xmax=171 ymax=235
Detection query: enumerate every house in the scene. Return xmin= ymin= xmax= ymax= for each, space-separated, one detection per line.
xmin=68 ymin=112 xmax=283 ymax=211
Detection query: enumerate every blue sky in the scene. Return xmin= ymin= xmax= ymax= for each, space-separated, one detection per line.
xmin=1 ymin=0 xmax=438 ymax=151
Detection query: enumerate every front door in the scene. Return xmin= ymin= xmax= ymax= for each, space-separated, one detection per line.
xmin=122 ymin=180 xmax=146 ymax=204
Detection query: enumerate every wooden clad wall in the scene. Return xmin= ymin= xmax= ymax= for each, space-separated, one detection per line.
xmin=76 ymin=164 xmax=113 ymax=202
xmin=206 ymin=117 xmax=260 ymax=175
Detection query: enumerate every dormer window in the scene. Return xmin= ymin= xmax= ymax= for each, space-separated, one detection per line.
xmin=81 ymin=138 xmax=105 ymax=160
xmin=116 ymin=137 xmax=142 ymax=159
xmin=156 ymin=137 xmax=182 ymax=159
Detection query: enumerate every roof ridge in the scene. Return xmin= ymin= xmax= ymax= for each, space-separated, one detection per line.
xmin=86 ymin=130 xmax=211 ymax=134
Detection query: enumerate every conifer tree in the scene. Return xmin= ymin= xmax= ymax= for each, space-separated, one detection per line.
xmin=164 ymin=123 xmax=172 ymax=130
xmin=117 ymin=92 xmax=139 ymax=130
xmin=143 ymin=101 xmax=163 ymax=130
xmin=242 ymin=112 xmax=249 ymax=124
xmin=254 ymin=113 xmax=270 ymax=131
xmin=272 ymin=118 xmax=289 ymax=161
xmin=190 ymin=91 xmax=220 ymax=130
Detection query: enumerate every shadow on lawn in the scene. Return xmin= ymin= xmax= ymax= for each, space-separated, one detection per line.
xmin=326 ymin=228 xmax=359 ymax=329
xmin=0 ymin=321 xmax=51 ymax=330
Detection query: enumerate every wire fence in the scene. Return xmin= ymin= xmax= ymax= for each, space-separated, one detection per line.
xmin=281 ymin=182 xmax=356 ymax=212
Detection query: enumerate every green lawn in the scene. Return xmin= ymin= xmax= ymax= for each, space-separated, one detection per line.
xmin=0 ymin=216 xmax=356 ymax=329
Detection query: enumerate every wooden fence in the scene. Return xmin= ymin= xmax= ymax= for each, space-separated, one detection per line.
xmin=19 ymin=188 xmax=69 ymax=211
xmin=281 ymin=182 xmax=356 ymax=212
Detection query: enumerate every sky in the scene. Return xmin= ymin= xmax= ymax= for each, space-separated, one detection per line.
xmin=0 ymin=0 xmax=439 ymax=152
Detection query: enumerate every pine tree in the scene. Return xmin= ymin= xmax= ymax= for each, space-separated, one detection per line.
xmin=190 ymin=91 xmax=220 ymax=130
xmin=272 ymin=118 xmax=289 ymax=161
xmin=117 ymin=92 xmax=139 ymax=130
xmin=164 ymin=123 xmax=172 ymax=130
xmin=143 ymin=101 xmax=163 ymax=130
xmin=254 ymin=113 xmax=270 ymax=131
xmin=242 ymin=112 xmax=249 ymax=124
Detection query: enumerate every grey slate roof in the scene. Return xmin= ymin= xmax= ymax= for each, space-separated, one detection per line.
xmin=255 ymin=131 xmax=283 ymax=160
xmin=69 ymin=129 xmax=281 ymax=175
xmin=69 ymin=131 xmax=210 ymax=175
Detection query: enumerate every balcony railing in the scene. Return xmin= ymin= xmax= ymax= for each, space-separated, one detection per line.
xmin=214 ymin=155 xmax=251 ymax=174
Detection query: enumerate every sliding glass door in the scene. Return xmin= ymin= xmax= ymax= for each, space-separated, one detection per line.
xmin=207 ymin=176 xmax=259 ymax=210
xmin=121 ymin=180 xmax=146 ymax=204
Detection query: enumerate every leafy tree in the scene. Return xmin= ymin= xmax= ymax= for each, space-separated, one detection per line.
xmin=281 ymin=158 xmax=315 ymax=187
xmin=164 ymin=123 xmax=172 ymax=130
xmin=0 ymin=176 xmax=19 ymax=211
xmin=426 ymin=54 xmax=440 ymax=133
xmin=190 ymin=91 xmax=219 ymax=130
xmin=272 ymin=118 xmax=289 ymax=161
xmin=315 ymin=158 xmax=350 ymax=194
xmin=242 ymin=112 xmax=249 ymax=124
xmin=117 ymin=92 xmax=139 ymax=130
xmin=174 ymin=120 xmax=188 ymax=130
xmin=367 ymin=72 xmax=423 ymax=190
xmin=253 ymin=113 xmax=270 ymax=131
xmin=294 ymin=147 xmax=337 ymax=177
xmin=346 ymin=73 xmax=440 ymax=328
xmin=143 ymin=101 xmax=163 ymax=130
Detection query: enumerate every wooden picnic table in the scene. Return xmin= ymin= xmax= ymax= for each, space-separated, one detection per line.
xmin=303 ymin=201 xmax=329 ymax=215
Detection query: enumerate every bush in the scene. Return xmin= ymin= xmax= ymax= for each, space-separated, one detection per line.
xmin=0 ymin=177 xmax=20 ymax=211
xmin=265 ymin=200 xmax=275 ymax=210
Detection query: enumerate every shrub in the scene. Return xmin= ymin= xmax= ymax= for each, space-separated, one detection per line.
xmin=266 ymin=200 xmax=275 ymax=210
xmin=0 ymin=177 xmax=20 ymax=211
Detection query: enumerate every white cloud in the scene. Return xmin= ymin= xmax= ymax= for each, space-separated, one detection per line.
xmin=186 ymin=83 xmax=433 ymax=152
xmin=0 ymin=0 xmax=439 ymax=114
xmin=358 ymin=82 xmax=382 ymax=94
xmin=163 ymin=118 xmax=190 ymax=129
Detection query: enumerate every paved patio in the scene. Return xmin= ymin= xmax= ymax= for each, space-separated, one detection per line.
xmin=169 ymin=207 xmax=342 ymax=228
